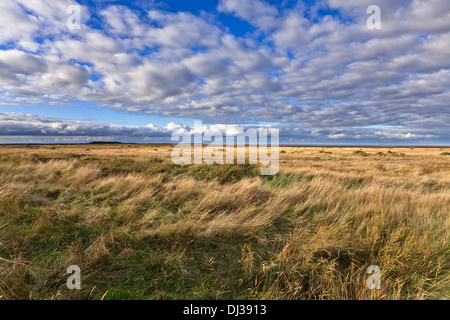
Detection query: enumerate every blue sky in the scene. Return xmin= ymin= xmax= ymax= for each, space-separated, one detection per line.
xmin=0 ymin=0 xmax=449 ymax=144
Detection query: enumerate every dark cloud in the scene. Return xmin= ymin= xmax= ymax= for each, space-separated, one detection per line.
xmin=1 ymin=112 xmax=446 ymax=145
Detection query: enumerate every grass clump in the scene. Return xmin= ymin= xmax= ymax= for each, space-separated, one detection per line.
xmin=263 ymin=173 xmax=313 ymax=189
xmin=188 ymin=162 xmax=260 ymax=184
xmin=353 ymin=150 xmax=370 ymax=156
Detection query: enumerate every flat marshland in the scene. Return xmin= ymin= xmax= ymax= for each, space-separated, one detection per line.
xmin=0 ymin=144 xmax=449 ymax=299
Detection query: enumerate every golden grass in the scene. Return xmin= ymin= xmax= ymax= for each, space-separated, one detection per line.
xmin=0 ymin=144 xmax=448 ymax=300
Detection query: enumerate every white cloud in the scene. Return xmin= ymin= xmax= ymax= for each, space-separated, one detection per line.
xmin=217 ymin=0 xmax=279 ymax=30
xmin=0 ymin=1 xmax=39 ymax=43
xmin=0 ymin=0 xmax=448 ymax=143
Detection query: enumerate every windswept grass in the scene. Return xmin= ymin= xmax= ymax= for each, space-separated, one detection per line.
xmin=0 ymin=145 xmax=449 ymax=300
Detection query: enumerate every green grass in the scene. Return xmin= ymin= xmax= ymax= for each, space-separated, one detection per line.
xmin=262 ymin=173 xmax=314 ymax=189
xmin=188 ymin=162 xmax=261 ymax=184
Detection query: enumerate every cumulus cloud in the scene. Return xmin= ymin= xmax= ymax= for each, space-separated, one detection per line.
xmin=0 ymin=1 xmax=39 ymax=44
xmin=1 ymin=112 xmax=444 ymax=145
xmin=0 ymin=0 xmax=448 ymax=143
xmin=0 ymin=112 xmax=173 ymax=138
xmin=217 ymin=0 xmax=279 ymax=30
xmin=0 ymin=50 xmax=47 ymax=85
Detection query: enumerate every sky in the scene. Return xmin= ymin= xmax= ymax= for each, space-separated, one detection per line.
xmin=0 ymin=0 xmax=449 ymax=145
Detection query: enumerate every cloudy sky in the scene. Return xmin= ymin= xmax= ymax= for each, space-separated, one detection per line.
xmin=0 ymin=0 xmax=449 ymax=144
